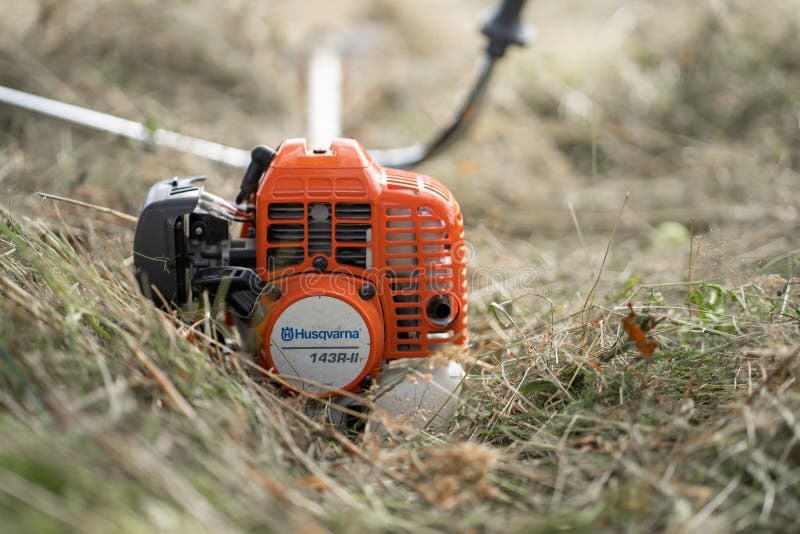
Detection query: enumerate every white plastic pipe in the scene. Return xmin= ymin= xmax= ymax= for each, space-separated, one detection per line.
xmin=307 ymin=48 xmax=342 ymax=150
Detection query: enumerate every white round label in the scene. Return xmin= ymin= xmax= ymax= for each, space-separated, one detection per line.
xmin=269 ymin=295 xmax=371 ymax=392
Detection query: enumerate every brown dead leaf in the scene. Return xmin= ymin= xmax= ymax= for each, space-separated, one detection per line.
xmin=621 ymin=303 xmax=658 ymax=361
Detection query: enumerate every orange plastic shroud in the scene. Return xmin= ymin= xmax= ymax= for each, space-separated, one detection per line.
xmin=253 ymin=139 xmax=467 ymax=394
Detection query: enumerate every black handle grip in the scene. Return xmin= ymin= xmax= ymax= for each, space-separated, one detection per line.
xmin=496 ymin=0 xmax=525 ymax=25
xmin=236 ymin=145 xmax=276 ymax=204
xmin=481 ymin=0 xmax=530 ymax=58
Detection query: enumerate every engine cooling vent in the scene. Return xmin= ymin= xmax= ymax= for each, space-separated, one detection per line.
xmin=336 ymin=224 xmax=370 ymax=242
xmin=335 ymin=203 xmax=371 ymax=219
xmin=335 ymin=203 xmax=371 ymax=269
xmin=266 ymin=202 xmax=372 ymax=271
xmin=268 ymin=203 xmax=304 ymax=219
xmin=383 ymin=205 xmax=457 ymax=354
xmin=267 ymin=247 xmax=304 ymax=270
xmin=267 ymin=202 xmax=306 ymax=271
xmin=336 ymin=248 xmax=368 ymax=268
xmin=267 ymin=211 xmax=305 ymax=270
xmin=267 ymin=224 xmax=303 ymax=242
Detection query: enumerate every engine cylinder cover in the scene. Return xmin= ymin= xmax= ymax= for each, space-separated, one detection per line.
xmin=259 ymin=275 xmax=384 ymax=393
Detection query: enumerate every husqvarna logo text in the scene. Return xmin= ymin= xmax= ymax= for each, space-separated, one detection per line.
xmin=280 ymin=327 xmax=360 ymax=342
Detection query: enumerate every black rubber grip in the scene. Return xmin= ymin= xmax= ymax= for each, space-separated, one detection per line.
xmin=236 ymin=145 xmax=276 ymax=204
xmin=496 ymin=0 xmax=525 ymax=25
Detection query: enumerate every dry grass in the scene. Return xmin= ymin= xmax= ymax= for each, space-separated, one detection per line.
xmin=1 ymin=0 xmax=799 ymax=532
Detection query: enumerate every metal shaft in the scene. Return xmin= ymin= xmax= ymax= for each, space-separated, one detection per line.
xmin=0 ymin=85 xmax=251 ymax=168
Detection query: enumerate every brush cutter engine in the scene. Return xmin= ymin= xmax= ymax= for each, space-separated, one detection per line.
xmin=133 ymin=139 xmax=467 ymax=422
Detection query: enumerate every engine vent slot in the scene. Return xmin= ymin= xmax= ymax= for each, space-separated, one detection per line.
xmin=336 ymin=247 xmax=367 ymax=268
xmin=386 ymin=174 xmax=420 ymax=195
xmin=267 ymin=247 xmax=304 ymax=270
xmin=268 ymin=203 xmax=304 ymax=219
xmin=390 ymin=280 xmax=420 ymax=291
xmin=336 ymin=224 xmax=371 ymax=243
xmin=336 ymin=203 xmax=371 ymax=219
xmin=386 ymin=269 xmax=419 ymax=279
xmin=268 ymin=224 xmax=304 ymax=243
xmin=308 ymin=203 xmax=332 ymax=256
xmin=397 ymin=331 xmax=420 ymax=340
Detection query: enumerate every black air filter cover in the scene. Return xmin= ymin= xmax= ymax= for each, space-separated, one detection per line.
xmin=133 ymin=177 xmax=203 ymax=307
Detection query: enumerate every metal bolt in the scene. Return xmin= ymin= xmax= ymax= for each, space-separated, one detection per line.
xmin=359 ymin=375 xmax=374 ymax=390
xmin=359 ymin=284 xmax=375 ymax=300
xmin=264 ymin=283 xmax=282 ymax=300
xmin=194 ymin=225 xmax=204 ymax=237
xmin=312 ymin=256 xmax=328 ymax=271
xmin=309 ymin=203 xmax=330 ymax=222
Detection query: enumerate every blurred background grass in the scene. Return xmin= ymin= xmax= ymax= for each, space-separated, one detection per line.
xmin=1 ymin=0 xmax=797 ymax=283
xmin=0 ymin=0 xmax=799 ymax=532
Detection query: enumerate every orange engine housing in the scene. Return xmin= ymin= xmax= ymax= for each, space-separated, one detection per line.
xmin=252 ymin=138 xmax=467 ymax=394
